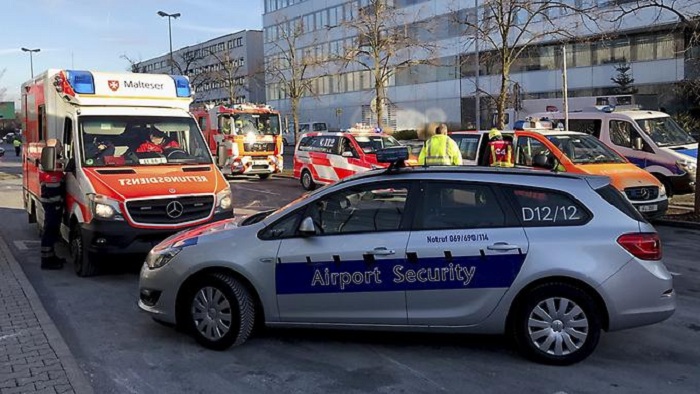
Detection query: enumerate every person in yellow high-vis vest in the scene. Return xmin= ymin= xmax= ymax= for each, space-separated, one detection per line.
xmin=418 ymin=124 xmax=463 ymax=166
xmin=13 ymin=138 xmax=22 ymax=156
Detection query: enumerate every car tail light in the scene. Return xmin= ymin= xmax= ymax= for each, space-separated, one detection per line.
xmin=617 ymin=233 xmax=662 ymax=260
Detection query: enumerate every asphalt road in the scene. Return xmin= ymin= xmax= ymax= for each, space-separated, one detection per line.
xmin=1 ymin=148 xmax=699 ymax=393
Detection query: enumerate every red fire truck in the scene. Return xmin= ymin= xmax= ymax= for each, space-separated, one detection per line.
xmin=193 ymin=103 xmax=283 ymax=179
xmin=22 ymin=69 xmax=233 ymax=276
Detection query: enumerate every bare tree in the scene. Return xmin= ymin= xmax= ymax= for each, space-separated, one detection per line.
xmin=171 ymin=51 xmax=214 ymax=96
xmin=453 ymin=0 xmax=597 ymax=129
xmin=120 ymin=54 xmax=144 ymax=73
xmin=340 ymin=0 xmax=437 ymax=130
xmin=204 ymin=50 xmax=250 ymax=105
xmin=266 ymin=17 xmax=327 ymax=142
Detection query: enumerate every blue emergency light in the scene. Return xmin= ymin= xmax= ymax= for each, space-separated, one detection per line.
xmin=171 ymin=76 xmax=192 ymax=97
xmin=66 ymin=70 xmax=95 ymax=94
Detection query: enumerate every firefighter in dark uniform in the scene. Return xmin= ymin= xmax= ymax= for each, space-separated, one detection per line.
xmin=40 ymin=139 xmax=66 ymax=270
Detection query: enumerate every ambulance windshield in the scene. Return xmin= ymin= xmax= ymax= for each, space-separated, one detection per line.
xmin=353 ymin=135 xmax=401 ymax=154
xmin=79 ymin=116 xmax=212 ymax=167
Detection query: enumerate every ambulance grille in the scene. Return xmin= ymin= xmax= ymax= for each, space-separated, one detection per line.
xmin=624 ymin=186 xmax=659 ymax=201
xmin=244 ymin=142 xmax=275 ymax=152
xmin=126 ymin=196 xmax=214 ymax=225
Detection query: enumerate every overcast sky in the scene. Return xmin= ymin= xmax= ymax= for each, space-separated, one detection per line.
xmin=0 ymin=0 xmax=263 ymax=106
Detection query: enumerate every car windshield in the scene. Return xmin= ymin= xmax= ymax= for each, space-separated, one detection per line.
xmin=220 ymin=113 xmax=281 ymax=136
xmin=546 ymin=134 xmax=627 ymax=164
xmin=353 ymin=135 xmax=401 ymax=154
xmin=79 ymin=116 xmax=212 ymax=167
xmin=636 ymin=117 xmax=696 ymax=147
xmin=450 ymin=134 xmax=481 ymax=160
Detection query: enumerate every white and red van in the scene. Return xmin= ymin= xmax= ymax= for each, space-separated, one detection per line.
xmin=21 ymin=69 xmax=233 ymax=276
xmin=293 ymin=131 xmax=402 ymax=190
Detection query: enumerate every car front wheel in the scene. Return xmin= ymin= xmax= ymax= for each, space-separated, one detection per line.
xmin=184 ymin=274 xmax=255 ymax=350
xmin=512 ymin=282 xmax=601 ymax=365
xmin=301 ymin=170 xmax=316 ymax=191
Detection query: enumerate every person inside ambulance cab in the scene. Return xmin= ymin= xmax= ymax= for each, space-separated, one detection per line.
xmin=136 ymin=128 xmax=179 ymax=153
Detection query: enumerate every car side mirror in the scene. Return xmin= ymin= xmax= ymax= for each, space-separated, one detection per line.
xmin=40 ymin=146 xmax=56 ymax=172
xmin=341 ymin=151 xmax=354 ymax=158
xmin=216 ymin=143 xmax=228 ymax=168
xmin=633 ymin=137 xmax=644 ymax=151
xmin=298 ymin=217 xmax=317 ymax=236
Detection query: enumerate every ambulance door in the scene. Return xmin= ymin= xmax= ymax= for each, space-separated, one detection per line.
xmin=274 ymin=180 xmax=415 ymax=324
xmin=405 ymin=180 xmax=528 ymax=325
xmin=61 ymin=115 xmax=84 ymax=239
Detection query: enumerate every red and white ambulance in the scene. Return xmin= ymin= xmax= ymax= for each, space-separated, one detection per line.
xmin=21 ymin=70 xmax=233 ymax=276
xmin=293 ymin=130 xmax=402 ymax=190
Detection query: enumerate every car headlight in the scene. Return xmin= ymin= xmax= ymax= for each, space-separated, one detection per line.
xmin=146 ymin=247 xmax=182 ymax=269
xmin=215 ymin=188 xmax=232 ymax=212
xmin=89 ymin=194 xmax=124 ymax=220
xmin=659 ymin=184 xmax=667 ymax=197
xmin=676 ymin=160 xmax=697 ymax=174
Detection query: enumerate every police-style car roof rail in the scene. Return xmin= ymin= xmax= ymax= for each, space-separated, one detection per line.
xmin=376 ymin=146 xmax=410 ymax=173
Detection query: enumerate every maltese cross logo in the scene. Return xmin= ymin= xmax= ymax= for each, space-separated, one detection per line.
xmin=108 ymin=80 xmax=120 ymax=91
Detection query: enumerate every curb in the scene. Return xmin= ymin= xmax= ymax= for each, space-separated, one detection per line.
xmin=653 ymin=219 xmax=700 ymax=230
xmin=0 ymin=236 xmax=95 ymax=394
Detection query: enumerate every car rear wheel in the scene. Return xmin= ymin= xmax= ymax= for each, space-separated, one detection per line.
xmin=512 ymin=283 xmax=601 ymax=365
xmin=184 ymin=274 xmax=255 ymax=350
xmin=70 ymin=224 xmax=97 ymax=277
xmin=301 ymin=170 xmax=316 ymax=191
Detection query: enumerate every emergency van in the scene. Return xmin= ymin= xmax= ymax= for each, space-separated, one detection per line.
xmin=293 ymin=130 xmax=402 ymax=190
xmin=22 ymin=69 xmax=233 ymax=276
xmin=450 ymin=127 xmax=668 ymax=219
xmin=527 ymin=107 xmax=697 ymax=195
xmin=192 ymin=103 xmax=283 ymax=179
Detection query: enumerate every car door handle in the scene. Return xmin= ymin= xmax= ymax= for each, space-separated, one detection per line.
xmin=259 ymin=257 xmax=275 ymax=263
xmin=367 ymin=247 xmax=395 ymax=256
xmin=487 ymin=242 xmax=520 ymax=251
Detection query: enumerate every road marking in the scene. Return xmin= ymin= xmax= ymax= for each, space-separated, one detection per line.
xmin=13 ymin=240 xmax=41 ymax=250
xmin=234 ymin=185 xmax=280 ymax=195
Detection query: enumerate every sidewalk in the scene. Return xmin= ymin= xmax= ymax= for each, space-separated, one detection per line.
xmin=0 ymin=236 xmax=93 ymax=394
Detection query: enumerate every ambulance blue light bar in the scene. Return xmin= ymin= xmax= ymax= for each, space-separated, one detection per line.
xmin=376 ymin=146 xmax=409 ymax=163
xmin=66 ymin=70 xmax=95 ymax=94
xmin=171 ymin=76 xmax=191 ymax=97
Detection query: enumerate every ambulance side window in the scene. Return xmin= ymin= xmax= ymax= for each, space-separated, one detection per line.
xmin=38 ymin=105 xmax=46 ymax=141
xmin=63 ymin=117 xmax=73 ymax=160
xmin=568 ymin=119 xmax=601 ymax=138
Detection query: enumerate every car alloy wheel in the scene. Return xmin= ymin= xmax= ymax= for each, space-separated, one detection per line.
xmin=512 ymin=282 xmax=601 ymax=365
xmin=301 ymin=170 xmax=315 ymax=191
xmin=527 ymin=297 xmax=588 ymax=356
xmin=191 ymin=286 xmax=233 ymax=341
xmin=184 ymin=273 xmax=255 ymax=350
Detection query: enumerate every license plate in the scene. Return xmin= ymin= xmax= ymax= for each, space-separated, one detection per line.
xmin=639 ymin=204 xmax=658 ymax=212
xmin=254 ymin=160 xmax=268 ymax=166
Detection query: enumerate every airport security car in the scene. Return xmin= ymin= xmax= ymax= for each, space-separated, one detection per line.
xmin=139 ymin=147 xmax=675 ymax=365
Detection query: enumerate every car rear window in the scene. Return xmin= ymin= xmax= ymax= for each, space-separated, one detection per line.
xmin=595 ymin=184 xmax=648 ymax=223
xmin=505 ymin=186 xmax=592 ymax=227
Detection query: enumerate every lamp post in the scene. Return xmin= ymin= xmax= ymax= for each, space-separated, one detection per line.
xmin=21 ymin=47 xmax=40 ymax=79
xmin=157 ymin=11 xmax=181 ymax=74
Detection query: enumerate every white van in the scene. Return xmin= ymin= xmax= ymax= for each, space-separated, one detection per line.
xmin=528 ymin=107 xmax=697 ymax=195
xmin=283 ymin=122 xmax=329 ymax=146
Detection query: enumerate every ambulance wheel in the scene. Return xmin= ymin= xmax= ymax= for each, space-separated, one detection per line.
xmin=70 ymin=224 xmax=97 ymax=277
xmin=258 ymin=174 xmax=270 ymax=180
xmin=511 ymin=282 xmax=601 ymax=365
xmin=301 ymin=170 xmax=316 ymax=191
xmin=182 ymin=273 xmax=255 ymax=350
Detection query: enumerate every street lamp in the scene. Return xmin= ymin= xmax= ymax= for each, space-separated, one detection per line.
xmin=157 ymin=11 xmax=181 ymax=74
xmin=21 ymin=47 xmax=41 ymax=79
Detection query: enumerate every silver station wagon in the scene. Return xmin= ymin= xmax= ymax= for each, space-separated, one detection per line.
xmin=139 ymin=148 xmax=675 ymax=365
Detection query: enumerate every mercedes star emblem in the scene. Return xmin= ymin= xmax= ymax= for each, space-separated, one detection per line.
xmin=166 ymin=201 xmax=184 ymax=219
